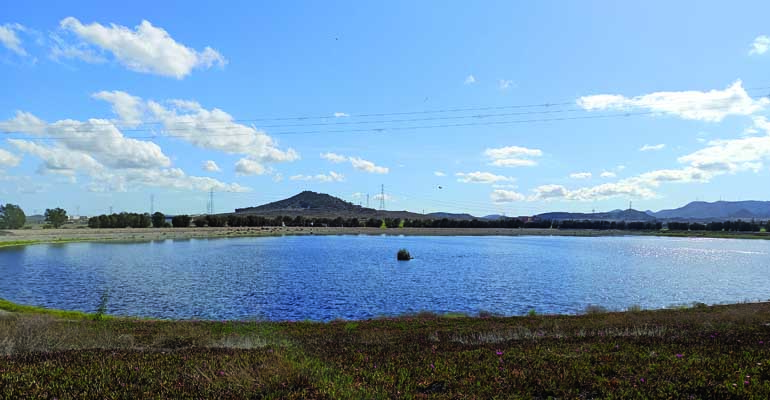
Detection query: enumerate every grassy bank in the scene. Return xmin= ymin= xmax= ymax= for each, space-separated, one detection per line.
xmin=2 ymin=300 xmax=770 ymax=398
xmin=2 ymin=227 xmax=769 ymax=251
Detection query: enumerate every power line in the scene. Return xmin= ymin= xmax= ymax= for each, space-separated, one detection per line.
xmin=30 ymin=83 xmax=770 ymax=128
xmin=4 ymin=89 xmax=769 ymax=140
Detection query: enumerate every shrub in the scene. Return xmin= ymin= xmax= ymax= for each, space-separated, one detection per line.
xmin=193 ymin=217 xmax=207 ymax=227
xmin=397 ymin=248 xmax=412 ymax=261
xmin=584 ymin=304 xmax=609 ymax=314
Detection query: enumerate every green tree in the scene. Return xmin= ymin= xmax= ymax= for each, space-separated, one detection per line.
xmin=151 ymin=212 xmax=166 ymax=228
xmin=171 ymin=215 xmax=192 ymax=228
xmin=0 ymin=203 xmax=26 ymax=229
xmin=44 ymin=207 xmax=68 ymax=228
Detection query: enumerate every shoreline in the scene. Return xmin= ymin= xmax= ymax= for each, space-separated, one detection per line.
xmin=1 ymin=226 xmax=769 ymax=248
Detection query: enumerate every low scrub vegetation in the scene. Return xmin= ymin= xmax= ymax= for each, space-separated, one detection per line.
xmin=2 ymin=301 xmax=770 ymax=397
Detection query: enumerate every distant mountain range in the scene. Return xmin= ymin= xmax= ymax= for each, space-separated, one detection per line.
xmin=535 ymin=201 xmax=770 ymax=222
xmin=650 ymin=201 xmax=770 ymax=221
xmin=232 ymin=192 xmax=770 ymax=222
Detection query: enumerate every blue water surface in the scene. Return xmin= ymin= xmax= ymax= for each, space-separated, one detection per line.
xmin=0 ymin=235 xmax=768 ymax=321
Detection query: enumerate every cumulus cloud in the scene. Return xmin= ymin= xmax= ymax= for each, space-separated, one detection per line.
xmin=750 ymin=35 xmax=770 ymax=55
xmin=58 ymin=17 xmax=226 ymax=78
xmin=333 ymin=112 xmax=349 ymax=118
xmin=320 ymin=152 xmax=389 ymax=174
xmin=464 ymin=74 xmax=476 ymax=84
xmin=148 ymin=98 xmax=299 ymax=173
xmin=569 ymin=172 xmax=592 ymax=179
xmin=600 ymin=171 xmax=617 ymax=178
xmin=640 ymin=143 xmax=666 ymax=152
xmin=289 ymin=171 xmax=344 ymax=183
xmin=677 ymin=135 xmax=770 ymax=174
xmin=8 ymin=139 xmax=104 ymax=176
xmin=434 ymin=171 xmax=446 ymax=177
xmin=320 ymin=152 xmax=347 ymax=163
xmin=0 ymin=111 xmax=47 ymax=134
xmin=577 ymin=80 xmax=768 ymax=122
xmin=525 ymin=116 xmax=770 ymax=202
xmin=349 ymin=156 xmax=388 ymax=174
xmin=2 ymin=112 xmax=170 ymax=169
xmin=92 ymin=90 xmax=143 ymax=127
xmin=234 ymin=158 xmax=267 ymax=176
xmin=529 ymin=181 xmax=656 ymax=202
xmin=202 ymin=160 xmax=221 ymax=172
xmin=0 ymin=23 xmax=28 ymax=56
xmin=2 ymin=94 xmax=248 ymax=193
xmin=484 ymin=145 xmax=542 ymax=167
xmin=0 ymin=148 xmax=21 ymax=168
xmin=490 ymin=189 xmax=526 ymax=203
xmin=456 ymin=171 xmax=515 ymax=184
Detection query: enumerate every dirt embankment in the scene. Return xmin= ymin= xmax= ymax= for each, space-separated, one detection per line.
xmin=1 ymin=226 xmax=767 ymax=246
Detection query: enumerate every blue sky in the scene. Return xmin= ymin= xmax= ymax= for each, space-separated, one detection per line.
xmin=2 ymin=1 xmax=770 ymax=217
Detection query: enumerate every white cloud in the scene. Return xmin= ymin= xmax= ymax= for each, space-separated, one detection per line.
xmin=677 ymin=135 xmax=770 ymax=174
xmin=456 ymin=171 xmax=515 ymax=184
xmin=320 ymin=152 xmax=347 ymax=163
xmin=577 ymin=80 xmax=768 ymax=122
xmin=8 ymin=139 xmax=104 ymax=176
xmin=600 ymin=171 xmax=617 ymax=178
xmin=639 ymin=143 xmax=666 ymax=152
xmin=49 ymin=32 xmax=106 ymax=63
xmin=616 ymin=165 xmax=626 ymax=171
xmin=92 ymin=167 xmax=248 ymax=193
xmin=59 ymin=17 xmax=226 ymax=78
xmin=234 ymin=158 xmax=267 ymax=176
xmin=484 ymin=145 xmax=542 ymax=167
xmin=498 ymin=79 xmax=514 ymax=90
xmin=0 ymin=148 xmax=21 ymax=168
xmin=750 ymin=35 xmax=770 ymax=55
xmin=372 ymin=193 xmax=395 ymax=202
xmin=434 ymin=171 xmax=446 ymax=177
xmin=349 ymin=157 xmax=388 ymax=174
xmin=1 ymin=112 xmax=170 ymax=169
xmin=529 ymin=181 xmax=656 ymax=202
xmin=0 ymin=23 xmax=28 ymax=56
xmin=202 ymin=160 xmax=221 ymax=172
xmin=464 ymin=74 xmax=476 ymax=85
xmin=2 ymin=95 xmax=248 ymax=194
xmin=333 ymin=112 xmax=349 ymax=118
xmin=321 ymin=152 xmax=388 ymax=174
xmin=148 ymin=98 xmax=299 ymax=173
xmin=0 ymin=111 xmax=47 ymax=134
xmin=92 ymin=90 xmax=143 ymax=127
xmin=634 ymin=167 xmax=713 ymax=186
xmin=289 ymin=171 xmax=344 ymax=183
xmin=490 ymin=158 xmax=537 ymax=167
xmin=490 ymin=189 xmax=526 ymax=203
xmin=569 ymin=172 xmax=592 ymax=179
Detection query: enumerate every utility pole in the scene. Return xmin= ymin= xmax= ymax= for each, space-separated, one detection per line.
xmin=629 ymin=201 xmax=633 ymax=210
xmin=366 ymin=194 xmax=370 ymax=209
xmin=209 ymin=188 xmax=214 ymax=215
xmin=379 ymin=184 xmax=386 ymax=210
xmin=109 ymin=206 xmax=113 ymax=215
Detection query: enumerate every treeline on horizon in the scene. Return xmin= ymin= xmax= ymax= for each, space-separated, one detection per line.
xmin=86 ymin=212 xmax=769 ymax=232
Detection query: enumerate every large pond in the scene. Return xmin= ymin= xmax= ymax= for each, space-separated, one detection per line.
xmin=1 ymin=235 xmax=768 ymax=321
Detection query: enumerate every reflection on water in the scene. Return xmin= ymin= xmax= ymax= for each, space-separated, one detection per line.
xmin=0 ymin=235 xmax=768 ymax=321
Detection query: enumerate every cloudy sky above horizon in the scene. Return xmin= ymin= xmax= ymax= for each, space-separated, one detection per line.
xmin=2 ymin=1 xmax=770 ymax=217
